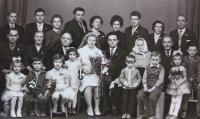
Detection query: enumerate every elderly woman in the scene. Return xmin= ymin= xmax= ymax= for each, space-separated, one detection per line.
xmin=78 ymin=32 xmax=104 ymax=116
xmin=149 ymin=20 xmax=166 ymax=52
xmin=107 ymin=15 xmax=126 ymax=50
xmin=87 ymin=16 xmax=107 ymax=50
xmin=130 ymin=38 xmax=151 ymax=76
xmin=45 ymin=14 xmax=63 ymax=49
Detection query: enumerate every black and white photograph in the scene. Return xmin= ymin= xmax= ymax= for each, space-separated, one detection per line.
xmin=0 ymin=0 xmax=199 ymax=119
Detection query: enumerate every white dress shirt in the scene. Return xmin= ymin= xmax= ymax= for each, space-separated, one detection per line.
xmin=36 ymin=22 xmax=44 ymax=31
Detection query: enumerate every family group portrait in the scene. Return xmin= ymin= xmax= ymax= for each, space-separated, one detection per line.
xmin=0 ymin=0 xmax=199 ymax=119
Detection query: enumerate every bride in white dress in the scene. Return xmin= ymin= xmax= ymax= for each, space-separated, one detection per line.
xmin=78 ymin=32 xmax=104 ymax=116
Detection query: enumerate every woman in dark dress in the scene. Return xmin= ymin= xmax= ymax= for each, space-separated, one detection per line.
xmin=87 ymin=16 xmax=107 ymax=51
xmin=149 ymin=20 xmax=166 ymax=52
xmin=107 ymin=15 xmax=126 ymax=50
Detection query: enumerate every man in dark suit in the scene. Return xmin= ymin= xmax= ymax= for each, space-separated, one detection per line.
xmin=160 ymin=36 xmax=174 ymax=117
xmin=125 ymin=11 xmax=149 ymax=53
xmin=24 ymin=8 xmax=52 ymax=45
xmin=63 ymin=7 xmax=88 ymax=48
xmin=0 ymin=28 xmax=26 ymax=114
xmin=169 ymin=15 xmax=196 ymax=55
xmin=45 ymin=32 xmax=73 ymax=71
xmin=100 ymin=32 xmax=127 ymax=116
xmin=0 ymin=10 xmax=24 ymax=43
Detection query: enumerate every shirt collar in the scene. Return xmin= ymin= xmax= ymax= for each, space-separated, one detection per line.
xmin=126 ymin=67 xmax=135 ymax=70
xmin=110 ymin=46 xmax=117 ymax=51
xmin=165 ymin=49 xmax=172 ymax=53
xmin=150 ymin=64 xmax=160 ymax=68
xmin=9 ymin=23 xmax=15 ymax=28
xmin=178 ymin=28 xmax=186 ymax=33
xmin=36 ymin=22 xmax=44 ymax=26
xmin=132 ymin=25 xmax=139 ymax=30
xmin=9 ymin=43 xmax=16 ymax=47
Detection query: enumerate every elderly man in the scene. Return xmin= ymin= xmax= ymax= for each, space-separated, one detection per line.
xmin=45 ymin=32 xmax=73 ymax=70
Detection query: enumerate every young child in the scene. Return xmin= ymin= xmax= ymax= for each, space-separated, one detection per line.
xmin=165 ymin=50 xmax=190 ymax=119
xmin=137 ymin=51 xmax=165 ymax=119
xmin=23 ymin=57 xmax=48 ymax=116
xmin=45 ymin=54 xmax=75 ymax=113
xmin=110 ymin=55 xmax=141 ymax=119
xmin=181 ymin=44 xmax=200 ymax=118
xmin=1 ymin=58 xmax=26 ymax=117
xmin=65 ymin=48 xmax=81 ymax=114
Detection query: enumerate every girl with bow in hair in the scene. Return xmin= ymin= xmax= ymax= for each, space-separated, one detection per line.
xmin=165 ymin=50 xmax=190 ymax=119
xmin=1 ymin=57 xmax=27 ymax=117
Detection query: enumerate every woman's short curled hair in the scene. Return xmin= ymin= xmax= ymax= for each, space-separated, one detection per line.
xmin=152 ymin=20 xmax=165 ymax=32
xmin=84 ymin=32 xmax=97 ymax=42
xmin=89 ymin=15 xmax=103 ymax=28
xmin=110 ymin=15 xmax=123 ymax=27
xmin=50 ymin=14 xmax=63 ymax=24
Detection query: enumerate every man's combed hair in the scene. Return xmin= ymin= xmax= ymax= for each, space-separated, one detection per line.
xmin=73 ymin=7 xmax=85 ymax=14
xmin=35 ymin=8 xmax=45 ymax=16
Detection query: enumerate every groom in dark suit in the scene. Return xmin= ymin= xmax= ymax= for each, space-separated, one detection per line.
xmin=169 ymin=15 xmax=196 ymax=56
xmin=125 ymin=11 xmax=149 ymax=52
xmin=45 ymin=32 xmax=73 ymax=71
xmin=24 ymin=8 xmax=52 ymax=45
xmin=0 ymin=10 xmax=24 ymax=43
xmin=100 ymin=32 xmax=127 ymax=116
xmin=63 ymin=7 xmax=88 ymax=48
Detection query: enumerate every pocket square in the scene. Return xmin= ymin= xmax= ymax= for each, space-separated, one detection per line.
xmin=186 ymin=40 xmax=191 ymax=42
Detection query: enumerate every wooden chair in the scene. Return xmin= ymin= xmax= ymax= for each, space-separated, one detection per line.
xmin=189 ymin=89 xmax=198 ymax=115
xmin=49 ymin=96 xmax=68 ymax=118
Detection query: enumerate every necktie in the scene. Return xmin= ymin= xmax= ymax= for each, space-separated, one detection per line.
xmin=38 ymin=24 xmax=42 ymax=31
xmin=10 ymin=45 xmax=14 ymax=50
xmin=132 ymin=27 xmax=136 ymax=36
xmin=110 ymin=48 xmax=114 ymax=57
xmin=79 ymin=22 xmax=86 ymax=33
xmin=178 ymin=30 xmax=182 ymax=47
xmin=167 ymin=51 xmax=170 ymax=58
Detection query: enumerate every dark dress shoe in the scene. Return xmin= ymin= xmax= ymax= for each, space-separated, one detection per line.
xmin=112 ymin=109 xmax=118 ymax=117
xmin=100 ymin=109 xmax=108 ymax=116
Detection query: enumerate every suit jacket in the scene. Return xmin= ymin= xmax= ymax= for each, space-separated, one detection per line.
xmin=24 ymin=22 xmax=52 ymax=45
xmin=183 ymin=55 xmax=200 ymax=82
xmin=0 ymin=41 xmax=26 ymax=70
xmin=169 ymin=28 xmax=196 ymax=55
xmin=0 ymin=24 xmax=24 ymax=43
xmin=45 ymin=44 xmax=69 ymax=71
xmin=149 ymin=32 xmax=166 ymax=52
xmin=125 ymin=25 xmax=149 ymax=52
xmin=63 ymin=19 xmax=88 ymax=48
xmin=23 ymin=44 xmax=48 ymax=67
xmin=105 ymin=47 xmax=128 ymax=80
xmin=160 ymin=49 xmax=174 ymax=78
